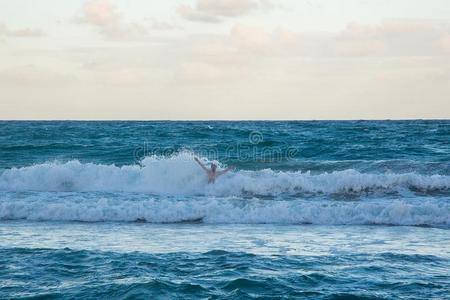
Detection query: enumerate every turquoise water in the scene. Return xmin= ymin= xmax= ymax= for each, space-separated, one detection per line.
xmin=0 ymin=121 xmax=449 ymax=299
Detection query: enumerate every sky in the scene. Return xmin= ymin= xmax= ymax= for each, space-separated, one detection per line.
xmin=0 ymin=0 xmax=449 ymax=120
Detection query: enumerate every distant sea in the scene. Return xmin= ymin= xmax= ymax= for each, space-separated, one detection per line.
xmin=1 ymin=120 xmax=449 ymax=299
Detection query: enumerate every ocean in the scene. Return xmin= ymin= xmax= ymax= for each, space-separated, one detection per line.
xmin=0 ymin=120 xmax=449 ymax=299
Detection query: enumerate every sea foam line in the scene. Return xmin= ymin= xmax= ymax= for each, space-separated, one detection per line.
xmin=0 ymin=194 xmax=448 ymax=226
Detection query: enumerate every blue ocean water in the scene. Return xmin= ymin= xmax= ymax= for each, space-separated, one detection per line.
xmin=0 ymin=120 xmax=449 ymax=299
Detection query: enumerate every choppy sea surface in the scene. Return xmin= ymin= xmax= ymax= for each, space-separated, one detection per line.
xmin=0 ymin=120 xmax=449 ymax=299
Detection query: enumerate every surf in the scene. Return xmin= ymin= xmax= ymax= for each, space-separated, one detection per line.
xmin=0 ymin=193 xmax=449 ymax=226
xmin=0 ymin=152 xmax=449 ymax=197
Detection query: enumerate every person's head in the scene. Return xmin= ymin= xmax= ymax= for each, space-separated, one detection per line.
xmin=211 ymin=163 xmax=217 ymax=172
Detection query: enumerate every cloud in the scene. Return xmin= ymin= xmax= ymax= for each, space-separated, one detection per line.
xmin=229 ymin=19 xmax=450 ymax=58
xmin=196 ymin=0 xmax=258 ymax=17
xmin=80 ymin=0 xmax=151 ymax=40
xmin=230 ymin=24 xmax=296 ymax=52
xmin=335 ymin=19 xmax=450 ymax=57
xmin=231 ymin=23 xmax=271 ymax=49
xmin=175 ymin=18 xmax=450 ymax=87
xmin=80 ymin=1 xmax=180 ymax=40
xmin=175 ymin=24 xmax=300 ymax=84
xmin=342 ymin=20 xmax=441 ymax=38
xmin=188 ymin=24 xmax=298 ymax=66
xmin=439 ymin=35 xmax=450 ymax=52
xmin=0 ymin=23 xmax=44 ymax=37
xmin=177 ymin=0 xmax=270 ymax=23
xmin=184 ymin=18 xmax=450 ymax=79
xmin=177 ymin=5 xmax=221 ymax=23
xmin=83 ymin=0 xmax=120 ymax=27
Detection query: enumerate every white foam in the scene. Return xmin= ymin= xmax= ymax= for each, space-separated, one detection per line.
xmin=0 ymin=193 xmax=448 ymax=225
xmin=0 ymin=153 xmax=449 ymax=196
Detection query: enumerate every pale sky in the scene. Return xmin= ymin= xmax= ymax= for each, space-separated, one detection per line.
xmin=0 ymin=0 xmax=449 ymax=120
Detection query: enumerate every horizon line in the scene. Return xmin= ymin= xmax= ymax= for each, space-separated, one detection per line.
xmin=0 ymin=118 xmax=449 ymax=122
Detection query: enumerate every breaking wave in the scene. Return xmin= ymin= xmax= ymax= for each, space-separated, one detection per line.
xmin=1 ymin=153 xmax=449 ymax=226
xmin=0 ymin=153 xmax=449 ymax=197
xmin=0 ymin=194 xmax=448 ymax=226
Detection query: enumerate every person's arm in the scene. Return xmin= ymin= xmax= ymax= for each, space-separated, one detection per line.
xmin=217 ymin=166 xmax=235 ymax=177
xmin=194 ymin=157 xmax=209 ymax=173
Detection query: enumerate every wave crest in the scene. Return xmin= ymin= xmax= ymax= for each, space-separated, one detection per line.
xmin=0 ymin=194 xmax=448 ymax=225
xmin=0 ymin=153 xmax=449 ymax=196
